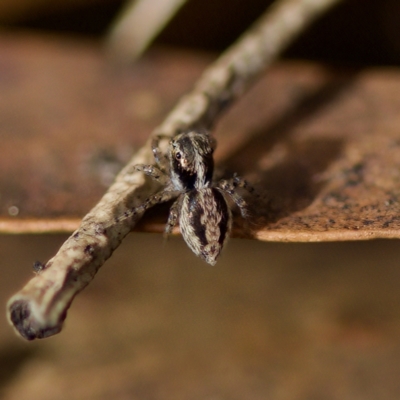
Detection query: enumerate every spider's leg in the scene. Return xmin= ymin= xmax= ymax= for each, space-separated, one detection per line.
xmin=132 ymin=164 xmax=168 ymax=185
xmin=232 ymin=173 xmax=255 ymax=195
xmin=113 ymin=189 xmax=178 ymax=226
xmin=136 ymin=189 xmax=178 ymax=214
xmin=217 ymin=177 xmax=250 ymax=219
xmin=164 ymin=195 xmax=183 ymax=237
xmin=151 ymin=135 xmax=170 ymax=171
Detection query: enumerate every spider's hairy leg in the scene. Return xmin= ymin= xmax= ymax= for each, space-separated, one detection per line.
xmin=232 ymin=173 xmax=255 ymax=194
xmin=151 ymin=135 xmax=170 ymax=170
xmin=112 ymin=189 xmax=178 ymax=226
xmin=217 ymin=176 xmax=251 ymax=219
xmin=136 ymin=189 xmax=178 ymax=214
xmin=164 ymin=195 xmax=183 ymax=237
xmin=132 ymin=164 xmax=168 ymax=185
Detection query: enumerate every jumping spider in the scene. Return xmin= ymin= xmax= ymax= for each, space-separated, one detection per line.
xmin=120 ymin=130 xmax=252 ymax=265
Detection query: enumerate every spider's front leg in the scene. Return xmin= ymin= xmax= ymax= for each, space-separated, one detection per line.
xmin=151 ymin=135 xmax=170 ymax=171
xmin=135 ymin=189 xmax=178 ymax=215
xmin=132 ymin=164 xmax=168 ymax=185
xmin=111 ymin=188 xmax=178 ymax=226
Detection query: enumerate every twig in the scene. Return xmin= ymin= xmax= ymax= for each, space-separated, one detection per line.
xmin=106 ymin=0 xmax=189 ymax=61
xmin=7 ymin=0 xmax=344 ymax=340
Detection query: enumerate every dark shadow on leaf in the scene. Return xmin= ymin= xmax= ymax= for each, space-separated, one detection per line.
xmin=255 ymin=137 xmax=344 ymax=223
xmin=220 ymin=67 xmax=360 ymax=231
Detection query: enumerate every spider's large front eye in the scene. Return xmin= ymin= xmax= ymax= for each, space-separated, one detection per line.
xmin=175 ymin=152 xmax=182 ymax=160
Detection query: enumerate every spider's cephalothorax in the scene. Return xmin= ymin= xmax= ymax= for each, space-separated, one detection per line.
xmin=122 ymin=131 xmax=251 ymax=265
xmin=168 ymin=131 xmax=215 ymax=191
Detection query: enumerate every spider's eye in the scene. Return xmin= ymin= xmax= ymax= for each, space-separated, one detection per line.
xmin=175 ymin=152 xmax=182 ymax=160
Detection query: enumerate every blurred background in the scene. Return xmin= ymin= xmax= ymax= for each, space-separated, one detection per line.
xmin=1 ymin=0 xmax=400 ymax=64
xmin=2 ymin=0 xmax=400 ymax=399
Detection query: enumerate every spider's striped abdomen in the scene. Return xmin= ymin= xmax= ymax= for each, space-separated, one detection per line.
xmin=179 ymin=188 xmax=231 ymax=265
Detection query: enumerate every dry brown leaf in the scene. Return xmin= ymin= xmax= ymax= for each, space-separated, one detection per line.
xmin=1 ymin=34 xmax=400 ymax=242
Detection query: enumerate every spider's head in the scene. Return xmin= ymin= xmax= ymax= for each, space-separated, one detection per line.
xmin=169 ymin=131 xmax=215 ymax=190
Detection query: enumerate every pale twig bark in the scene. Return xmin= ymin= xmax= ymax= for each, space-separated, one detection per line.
xmin=106 ymin=0 xmax=189 ymax=61
xmin=7 ymin=0 xmax=343 ymax=340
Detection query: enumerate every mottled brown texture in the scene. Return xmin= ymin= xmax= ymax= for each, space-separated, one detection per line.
xmin=218 ymin=65 xmax=400 ymax=241
xmin=2 ymin=35 xmax=400 ymax=242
